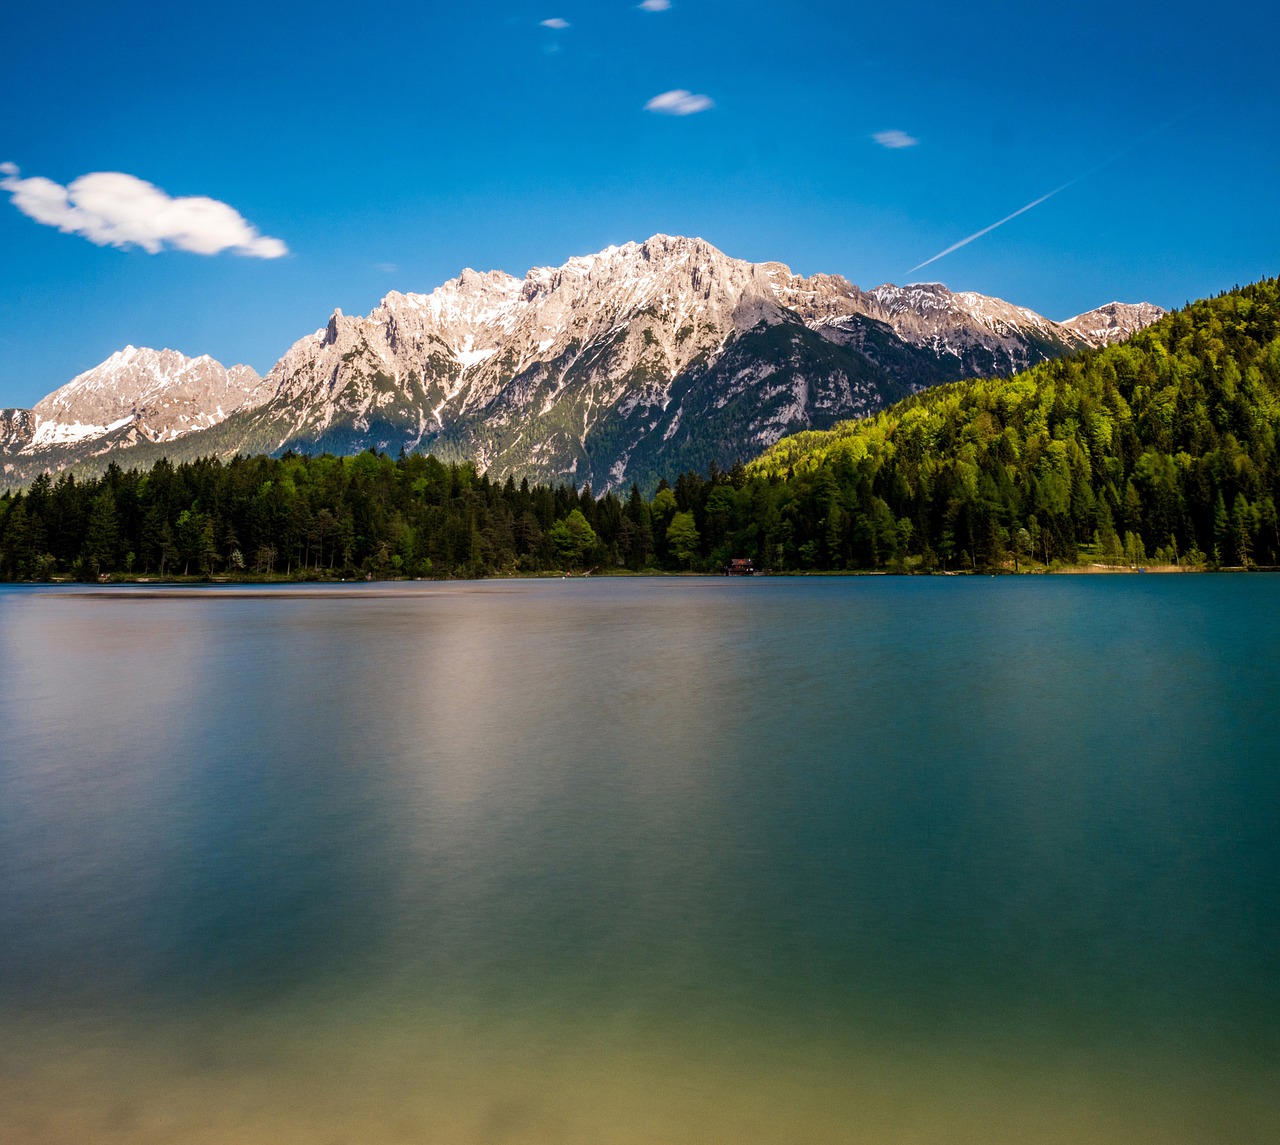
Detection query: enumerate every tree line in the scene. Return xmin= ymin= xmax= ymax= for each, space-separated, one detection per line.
xmin=1 ymin=278 xmax=1278 ymax=579
xmin=0 ymin=448 xmax=778 ymax=580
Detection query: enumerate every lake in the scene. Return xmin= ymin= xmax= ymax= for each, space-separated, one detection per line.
xmin=1 ymin=575 xmax=1277 ymax=1143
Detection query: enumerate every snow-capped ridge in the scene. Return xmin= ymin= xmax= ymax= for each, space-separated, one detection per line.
xmin=5 ymin=235 xmax=1165 ymax=488
xmin=18 ymin=346 xmax=271 ymax=454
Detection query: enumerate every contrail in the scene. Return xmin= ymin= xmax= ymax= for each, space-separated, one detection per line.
xmin=904 ymin=116 xmax=1189 ymax=277
xmin=906 ymin=184 xmax=1074 ymax=275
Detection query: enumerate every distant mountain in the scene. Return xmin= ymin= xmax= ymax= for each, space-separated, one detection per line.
xmin=775 ymin=275 xmax=1087 ymax=376
xmin=2 ymin=347 xmax=268 ymax=481
xmin=1061 ymin=301 xmax=1167 ymax=346
xmin=1 ymin=236 xmax=1164 ymax=489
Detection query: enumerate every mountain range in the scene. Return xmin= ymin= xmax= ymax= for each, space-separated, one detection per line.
xmin=0 ymin=235 xmax=1163 ymax=490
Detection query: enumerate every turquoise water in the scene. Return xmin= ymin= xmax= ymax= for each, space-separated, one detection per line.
xmin=1 ymin=576 xmax=1277 ymax=1143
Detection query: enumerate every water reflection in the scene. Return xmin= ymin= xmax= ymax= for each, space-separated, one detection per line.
xmin=0 ymin=578 xmax=1277 ymax=1142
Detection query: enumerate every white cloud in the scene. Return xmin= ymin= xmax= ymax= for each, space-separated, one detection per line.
xmin=638 ymin=1 xmax=672 ymax=11
xmin=540 ymin=17 xmax=569 ymax=29
xmin=645 ymin=89 xmax=714 ymax=116
xmin=0 ymin=164 xmax=288 ymax=258
xmin=872 ymin=129 xmax=919 ymax=149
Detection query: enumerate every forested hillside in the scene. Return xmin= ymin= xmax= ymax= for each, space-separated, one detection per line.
xmin=0 ymin=279 xmax=1276 ymax=579
xmin=749 ymin=278 xmax=1280 ymax=569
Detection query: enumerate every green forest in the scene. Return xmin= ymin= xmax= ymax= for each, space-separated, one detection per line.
xmin=1 ymin=277 xmax=1277 ymax=580
xmin=748 ymin=277 xmax=1280 ymax=570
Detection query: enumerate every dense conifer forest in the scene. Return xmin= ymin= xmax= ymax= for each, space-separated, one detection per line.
xmin=1 ymin=278 xmax=1277 ymax=579
xmin=748 ymin=278 xmax=1280 ymax=570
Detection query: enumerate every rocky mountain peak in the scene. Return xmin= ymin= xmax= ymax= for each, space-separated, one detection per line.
xmin=20 ymin=347 xmax=270 ymax=454
xmin=1063 ymin=301 xmax=1168 ymax=346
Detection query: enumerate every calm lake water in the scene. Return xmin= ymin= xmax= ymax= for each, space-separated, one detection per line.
xmin=1 ymin=575 xmax=1277 ymax=1143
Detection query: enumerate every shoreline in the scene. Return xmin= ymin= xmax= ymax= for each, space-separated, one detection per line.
xmin=5 ymin=563 xmax=1273 ymax=589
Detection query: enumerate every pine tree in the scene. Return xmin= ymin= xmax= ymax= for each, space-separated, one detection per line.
xmin=81 ymin=489 xmax=120 ymax=577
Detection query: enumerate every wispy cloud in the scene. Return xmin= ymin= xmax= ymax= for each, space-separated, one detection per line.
xmin=638 ymin=1 xmax=672 ymax=11
xmin=0 ymin=163 xmax=287 ymax=258
xmin=540 ymin=17 xmax=569 ymax=29
xmin=872 ymin=129 xmax=919 ymax=149
xmin=645 ymin=89 xmax=714 ymax=116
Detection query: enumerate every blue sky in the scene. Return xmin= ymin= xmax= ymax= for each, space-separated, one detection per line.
xmin=2 ymin=0 xmax=1277 ymax=407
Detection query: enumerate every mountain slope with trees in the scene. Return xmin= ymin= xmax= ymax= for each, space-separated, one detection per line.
xmin=0 ymin=280 xmax=1272 ymax=580
xmin=748 ymin=278 xmax=1280 ymax=569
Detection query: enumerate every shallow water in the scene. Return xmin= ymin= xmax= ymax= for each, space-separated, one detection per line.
xmin=1 ymin=576 xmax=1277 ymax=1142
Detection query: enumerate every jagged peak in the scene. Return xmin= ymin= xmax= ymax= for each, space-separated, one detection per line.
xmin=375 ymin=270 xmax=525 ymax=323
xmin=638 ymin=232 xmax=719 ymax=255
xmin=1063 ymin=300 xmax=1166 ymax=324
xmin=523 ymin=233 xmax=729 ymax=279
xmin=342 ymin=237 xmax=775 ymax=330
xmin=4 ymin=230 xmax=1175 ymax=493
xmin=1062 ymin=300 xmax=1166 ymax=346
xmin=323 ymin=309 xmax=346 ymax=345
xmin=773 ymin=268 xmax=858 ymax=296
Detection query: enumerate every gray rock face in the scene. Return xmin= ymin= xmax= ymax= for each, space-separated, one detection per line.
xmin=2 ymin=236 xmax=1166 ymax=489
xmin=242 ymin=236 xmax=797 ymax=479
xmin=1 ymin=408 xmax=36 ymax=453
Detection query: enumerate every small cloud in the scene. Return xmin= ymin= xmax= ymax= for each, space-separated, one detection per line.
xmin=872 ymin=129 xmax=919 ymax=149
xmin=540 ymin=17 xmax=569 ymax=29
xmin=0 ymin=163 xmax=288 ymax=257
xmin=645 ymin=89 xmax=714 ymax=116
xmin=638 ymin=0 xmax=672 ymax=10
xmin=376 ymin=262 xmax=398 ymax=274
